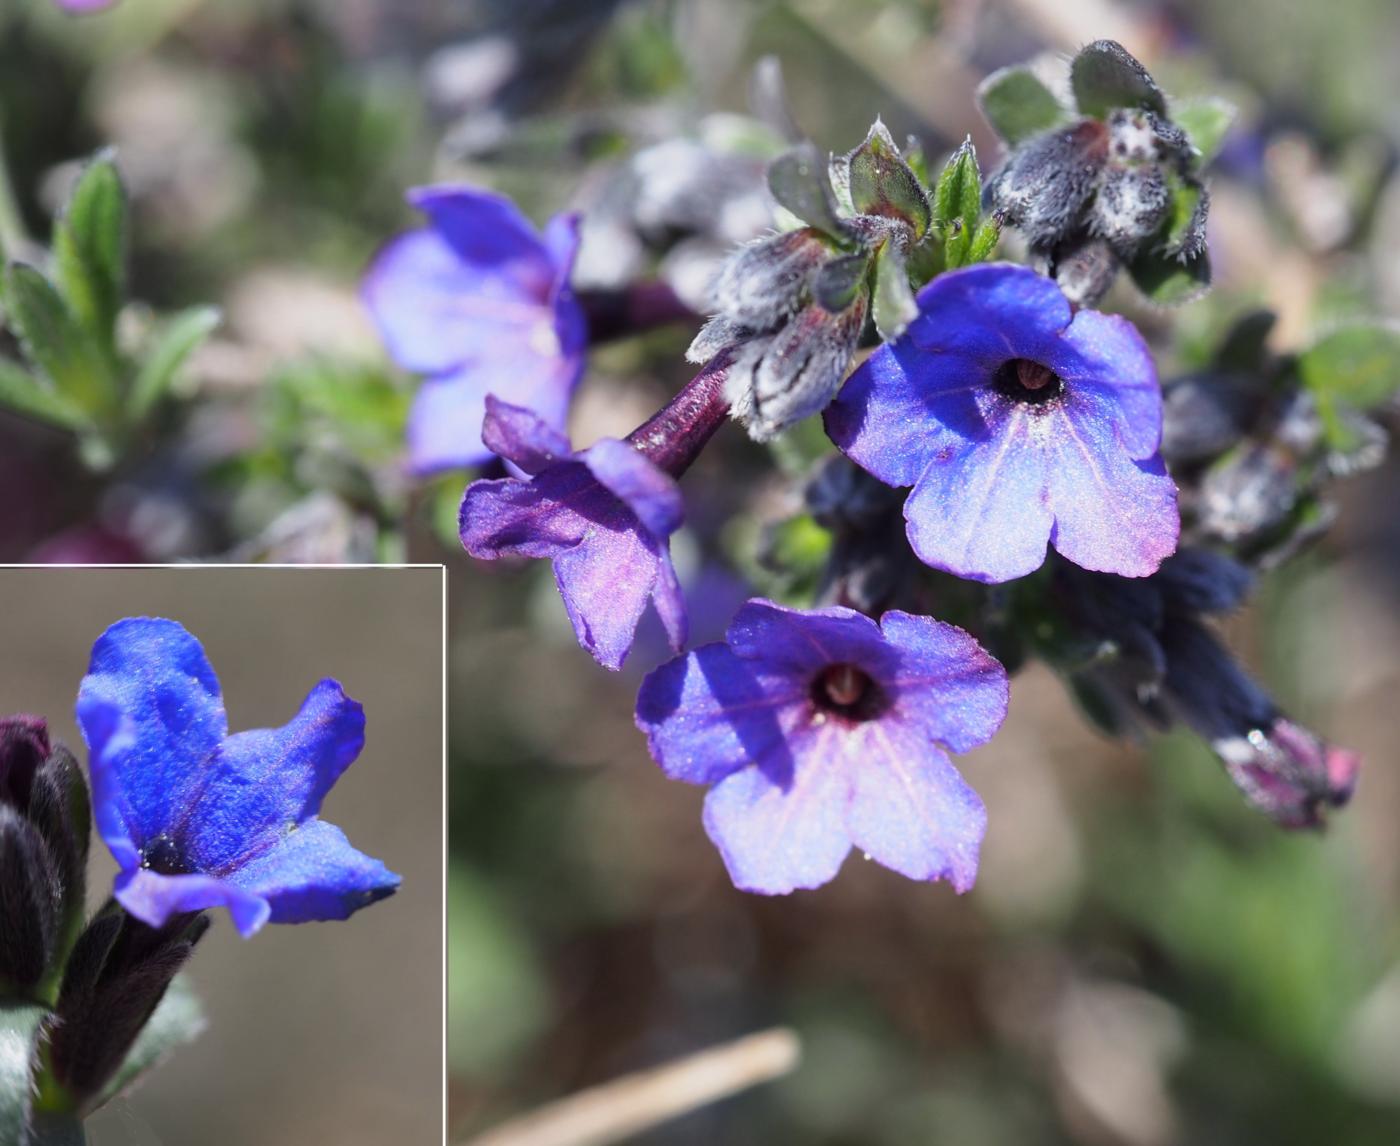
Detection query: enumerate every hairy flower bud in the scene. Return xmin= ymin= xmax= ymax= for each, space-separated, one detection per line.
xmin=1213 ymin=718 xmax=1359 ymax=828
xmin=0 ymin=806 xmax=61 ymax=994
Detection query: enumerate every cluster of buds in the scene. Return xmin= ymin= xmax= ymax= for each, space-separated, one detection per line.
xmin=0 ymin=716 xmax=208 ymax=1127
xmin=690 ymin=121 xmax=999 ymax=441
xmin=0 ymin=717 xmax=88 ymax=1003
xmin=1163 ymin=309 xmax=1392 ymax=566
xmin=979 ymin=40 xmax=1223 ymax=306
xmin=1047 ymin=550 xmax=1357 ymax=827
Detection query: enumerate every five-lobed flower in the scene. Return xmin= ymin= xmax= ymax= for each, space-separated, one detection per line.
xmin=636 ymin=600 xmax=1008 ymax=894
xmin=826 ymin=262 xmax=1179 ymax=584
xmin=76 ymin=617 xmax=400 ymax=937
xmin=363 ymin=185 xmax=587 ymax=475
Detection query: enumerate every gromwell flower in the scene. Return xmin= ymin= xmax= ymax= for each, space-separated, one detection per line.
xmin=76 ymin=618 xmax=400 ymax=938
xmin=826 ymin=262 xmax=1179 ymax=584
xmin=363 ymin=184 xmax=586 ymax=474
xmin=460 ymin=353 xmax=733 ymax=670
xmin=635 ymin=600 xmax=1008 ymax=894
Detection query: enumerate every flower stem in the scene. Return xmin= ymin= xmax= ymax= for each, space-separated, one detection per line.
xmin=626 ymin=352 xmax=733 ymax=477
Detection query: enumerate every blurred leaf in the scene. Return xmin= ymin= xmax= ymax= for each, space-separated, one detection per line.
xmin=1162 ymin=177 xmax=1207 ymax=255
xmin=52 ymin=152 xmax=125 ymax=349
xmin=96 ymin=974 xmax=204 ymax=1109
xmin=1299 ymin=321 xmax=1400 ymax=450
xmin=871 ymin=243 xmax=917 ymax=340
xmin=760 ymin=513 xmax=832 ymax=587
xmin=1070 ymin=39 xmax=1166 ymax=118
xmin=768 ymin=144 xmax=847 ymax=239
xmin=127 ymin=306 xmax=220 ymax=422
xmin=1 ymin=264 xmax=115 ymax=418
xmin=933 ymin=138 xmax=980 ymax=231
xmin=0 ymin=359 xmax=90 ymax=429
xmin=976 ymin=66 xmax=1068 ymax=145
xmin=1128 ymin=245 xmax=1212 ymax=306
xmin=1173 ymin=96 xmax=1238 ymax=167
xmin=0 ymin=1005 xmax=44 ymax=1144
xmin=1298 ymin=322 xmax=1400 ymax=410
xmin=1214 ymin=308 xmax=1278 ymax=373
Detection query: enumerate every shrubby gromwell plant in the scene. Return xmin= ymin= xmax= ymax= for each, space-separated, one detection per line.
xmin=0 ymin=620 xmax=399 ymax=1144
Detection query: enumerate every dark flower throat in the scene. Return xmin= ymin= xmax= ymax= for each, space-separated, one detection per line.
xmin=993 ymin=357 xmax=1064 ymax=406
xmin=811 ymin=663 xmax=888 ymax=722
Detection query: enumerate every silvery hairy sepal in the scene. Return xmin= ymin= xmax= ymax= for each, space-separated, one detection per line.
xmin=689 ymin=120 xmax=930 ymax=442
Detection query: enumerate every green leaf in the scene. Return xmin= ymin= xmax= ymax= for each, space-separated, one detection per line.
xmin=847 ymin=119 xmax=931 ymax=239
xmin=95 ymin=974 xmax=205 ymax=1109
xmin=1171 ymin=96 xmax=1237 ymax=168
xmin=1298 ymin=322 xmax=1400 ymax=408
xmin=0 ymin=1005 xmax=46 ymax=1144
xmin=0 ymin=359 xmax=90 ymax=430
xmin=933 ymin=138 xmax=980 ymax=232
xmin=967 ymin=215 xmax=1003 ymax=264
xmin=767 ymin=144 xmax=848 ymax=239
xmin=53 ymin=152 xmax=127 ymax=350
xmin=1070 ymin=39 xmax=1167 ymax=119
xmin=871 ymin=242 xmax=918 ymax=341
xmin=128 ymin=305 xmax=220 ymax=421
xmin=1128 ymin=246 xmax=1211 ymax=306
xmin=1161 ymin=176 xmax=1207 ymax=255
xmin=975 ymin=65 xmax=1069 ymax=145
xmin=2 ymin=264 xmax=117 ymax=420
xmin=1214 ymin=309 xmax=1277 ymax=373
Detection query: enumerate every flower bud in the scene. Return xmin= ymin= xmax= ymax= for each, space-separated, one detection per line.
xmin=0 ymin=806 xmax=60 ymax=994
xmin=1214 ymin=718 xmax=1359 ymax=828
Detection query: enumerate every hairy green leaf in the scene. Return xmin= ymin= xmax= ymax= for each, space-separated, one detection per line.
xmin=976 ymin=66 xmax=1068 ymax=145
xmin=53 ymin=152 xmax=127 ymax=349
xmin=128 ymin=306 xmax=220 ymax=421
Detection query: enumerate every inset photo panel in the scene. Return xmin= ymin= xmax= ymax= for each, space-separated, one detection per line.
xmin=0 ymin=566 xmax=444 ymax=1146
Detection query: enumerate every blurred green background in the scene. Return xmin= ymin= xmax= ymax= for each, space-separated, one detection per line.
xmin=0 ymin=568 xmax=443 ymax=1145
xmin=1 ymin=0 xmax=1399 ymax=1143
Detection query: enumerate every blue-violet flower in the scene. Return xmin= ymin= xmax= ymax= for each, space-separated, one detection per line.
xmin=76 ymin=618 xmax=400 ymax=937
xmin=826 ymin=262 xmax=1179 ymax=583
xmin=635 ymin=600 xmax=1008 ymax=894
xmin=363 ymin=185 xmax=587 ymax=474
xmin=459 ymin=354 xmax=732 ymax=670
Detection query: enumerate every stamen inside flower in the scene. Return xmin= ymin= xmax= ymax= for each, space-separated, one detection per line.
xmin=811 ymin=662 xmax=888 ymax=722
xmin=140 ymin=834 xmax=188 ymax=875
xmin=992 ymin=357 xmax=1065 ymax=406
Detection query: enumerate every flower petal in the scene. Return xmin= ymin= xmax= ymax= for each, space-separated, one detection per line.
xmin=114 ymin=867 xmax=271 ymax=937
xmin=1050 ymin=307 xmax=1162 ymax=458
xmin=183 ymin=680 xmax=366 ymax=875
xmin=407 ymin=349 xmax=581 ymax=476
xmin=903 ymin=405 xmax=1053 ymax=582
xmin=879 ymin=611 xmax=1010 ymax=752
xmin=725 ymin=599 xmax=895 ymax=680
xmin=842 ymin=721 xmax=986 ymax=891
xmin=582 ymin=438 xmax=683 ymax=539
xmin=827 ymin=337 xmax=998 ymax=488
xmin=1046 ymin=405 xmax=1179 ymax=577
xmin=363 ymin=230 xmax=546 ymax=375
xmin=481 ymin=395 xmax=574 ymax=475
xmin=906 ymin=263 xmax=1072 ymax=362
xmin=636 ymin=642 xmax=804 ymax=786
xmin=224 ymin=819 xmax=400 ymax=929
xmin=76 ymin=618 xmax=227 ymax=848
xmin=408 ymin=185 xmax=554 ymax=294
xmin=459 ymin=463 xmax=596 ymax=561
xmin=702 ymin=726 xmax=852 ymax=894
xmin=551 ymin=518 xmax=664 ymax=671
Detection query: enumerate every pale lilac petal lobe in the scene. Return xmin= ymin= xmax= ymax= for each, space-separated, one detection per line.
xmin=724 ymin=599 xmax=889 ymax=677
xmin=114 ymin=868 xmax=271 ymax=937
xmin=481 ymin=395 xmax=573 ymax=474
xmin=702 ymin=731 xmax=852 ymax=894
xmin=458 ymin=465 xmax=594 ymax=560
xmin=904 ymin=406 xmax=1053 ymax=582
xmin=1047 ymin=407 xmax=1180 ymax=577
xmin=635 ymin=643 xmax=801 ymax=786
xmin=843 ymin=722 xmax=986 ymax=892
xmin=406 ymin=372 xmax=492 ymax=473
xmin=407 ymin=185 xmax=553 ymax=291
xmin=1052 ymin=308 xmax=1162 ymax=457
xmin=551 ymin=525 xmax=658 ymax=670
xmin=582 ymin=439 xmax=684 ymax=538
xmin=879 ymin=611 xmax=1011 ymax=753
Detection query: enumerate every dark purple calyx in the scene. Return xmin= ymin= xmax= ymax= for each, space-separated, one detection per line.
xmin=626 ymin=351 xmax=733 ymax=477
xmin=810 ymin=663 xmax=889 ymax=723
xmin=993 ymin=357 xmax=1065 ymax=407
